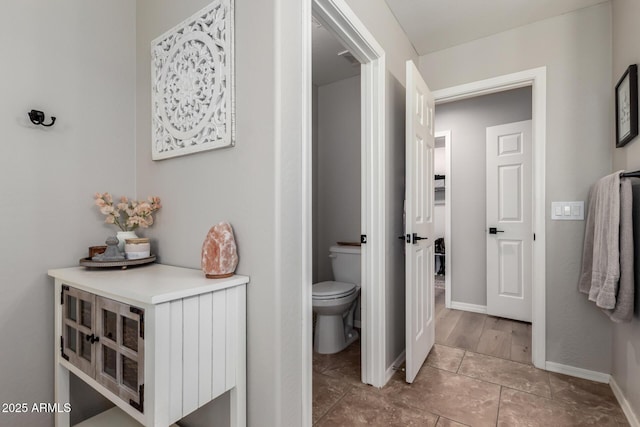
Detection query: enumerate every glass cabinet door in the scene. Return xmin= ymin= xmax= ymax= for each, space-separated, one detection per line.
xmin=95 ymin=296 xmax=145 ymax=412
xmin=61 ymin=286 xmax=96 ymax=378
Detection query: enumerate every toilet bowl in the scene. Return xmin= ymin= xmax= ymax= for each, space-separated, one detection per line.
xmin=312 ymin=245 xmax=361 ymax=354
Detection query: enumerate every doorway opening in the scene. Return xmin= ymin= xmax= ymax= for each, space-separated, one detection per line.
xmin=303 ymin=1 xmax=387 ymax=423
xmin=310 ymin=11 xmax=363 ymax=420
xmin=431 ymin=68 xmax=547 ymax=369
xmin=433 ymin=130 xmax=451 ymax=310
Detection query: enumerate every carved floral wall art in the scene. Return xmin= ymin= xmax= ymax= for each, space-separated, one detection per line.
xmin=151 ymin=1 xmax=235 ymax=160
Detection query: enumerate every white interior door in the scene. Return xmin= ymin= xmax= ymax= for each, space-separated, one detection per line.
xmin=486 ymin=120 xmax=532 ymax=322
xmin=405 ymin=60 xmax=435 ymax=383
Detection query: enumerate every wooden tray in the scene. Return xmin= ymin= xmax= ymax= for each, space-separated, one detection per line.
xmin=79 ymin=255 xmax=156 ymax=269
xmin=336 ymin=241 xmax=361 ymax=246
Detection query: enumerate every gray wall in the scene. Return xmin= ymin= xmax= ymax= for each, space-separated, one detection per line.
xmin=313 ymin=85 xmax=320 ymax=283
xmin=611 ymin=0 xmax=640 ymax=418
xmin=136 ymin=0 xmax=290 ymax=425
xmin=345 ymin=0 xmax=419 ymax=371
xmin=0 ymin=1 xmax=136 ymax=425
xmin=314 ymin=76 xmax=361 ymax=283
xmin=384 ymin=73 xmax=409 ymax=368
xmin=137 ymin=1 xmax=418 ymax=418
xmin=420 ymin=2 xmax=613 ymax=373
xmin=434 ymin=145 xmax=446 ymax=241
xmin=434 ymin=87 xmax=532 ymax=306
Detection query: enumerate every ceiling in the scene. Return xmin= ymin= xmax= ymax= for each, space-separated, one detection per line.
xmin=312 ymin=18 xmax=361 ymax=86
xmin=384 ymin=0 xmax=609 ymax=55
xmin=311 ymin=1 xmax=608 ymax=84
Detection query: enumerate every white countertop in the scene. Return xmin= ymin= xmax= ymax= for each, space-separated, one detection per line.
xmin=48 ymin=264 xmax=249 ymax=305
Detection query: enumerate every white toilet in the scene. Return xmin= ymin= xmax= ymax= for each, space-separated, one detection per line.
xmin=313 ymin=244 xmax=361 ymax=354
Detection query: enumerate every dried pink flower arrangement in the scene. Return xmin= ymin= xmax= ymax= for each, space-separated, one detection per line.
xmin=94 ymin=192 xmax=162 ymax=232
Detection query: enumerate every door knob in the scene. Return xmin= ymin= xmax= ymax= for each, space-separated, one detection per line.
xmin=489 ymin=227 xmax=505 ymax=234
xmin=412 ymin=233 xmax=428 ymax=244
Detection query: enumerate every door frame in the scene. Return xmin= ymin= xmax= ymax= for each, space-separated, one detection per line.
xmin=432 ymin=67 xmax=546 ymax=369
xmin=434 ymin=130 xmax=452 ymax=310
xmin=302 ymin=1 xmax=387 ymax=420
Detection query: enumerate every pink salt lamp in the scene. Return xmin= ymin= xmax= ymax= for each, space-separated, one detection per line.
xmin=201 ymin=222 xmax=238 ymax=279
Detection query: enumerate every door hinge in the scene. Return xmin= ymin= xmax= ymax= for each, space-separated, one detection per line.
xmin=129 ymin=384 xmax=144 ymax=413
xmin=534 ymin=233 xmax=536 ymax=241
xmin=140 ymin=314 xmax=144 ymax=339
xmin=360 ymin=235 xmax=367 ymax=244
xmin=61 ymin=285 xmax=69 ymax=305
xmin=60 ymin=336 xmax=69 ymax=361
xmin=130 ymin=307 xmax=145 ymax=339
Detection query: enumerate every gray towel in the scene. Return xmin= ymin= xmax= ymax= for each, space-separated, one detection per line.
xmin=579 ymin=185 xmax=597 ymax=295
xmin=578 ymin=172 xmax=622 ymax=308
xmin=604 ymin=177 xmax=634 ymax=322
xmin=579 ymin=171 xmax=635 ymax=322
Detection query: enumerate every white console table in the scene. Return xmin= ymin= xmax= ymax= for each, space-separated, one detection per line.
xmin=48 ymin=264 xmax=248 ymax=427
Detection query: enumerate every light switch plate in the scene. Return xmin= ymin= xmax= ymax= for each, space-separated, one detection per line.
xmin=551 ymin=201 xmax=584 ymax=220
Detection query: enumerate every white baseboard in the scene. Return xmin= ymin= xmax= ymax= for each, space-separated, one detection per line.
xmin=544 ymin=361 xmax=610 ymax=384
xmin=385 ymin=350 xmax=406 ymax=384
xmin=450 ymin=301 xmax=487 ymax=314
xmin=610 ymin=376 xmax=640 ymax=427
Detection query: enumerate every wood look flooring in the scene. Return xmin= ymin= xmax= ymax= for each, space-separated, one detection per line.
xmin=312 ymin=285 xmax=628 ymax=426
xmin=434 ymin=288 xmax=532 ymax=364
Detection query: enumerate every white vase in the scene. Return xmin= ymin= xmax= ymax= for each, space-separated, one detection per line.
xmin=116 ymin=231 xmax=138 ymax=252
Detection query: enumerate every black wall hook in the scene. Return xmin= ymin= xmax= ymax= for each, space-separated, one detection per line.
xmin=28 ymin=109 xmax=56 ymax=127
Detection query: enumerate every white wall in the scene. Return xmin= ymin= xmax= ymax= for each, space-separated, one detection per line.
xmin=611 ymin=0 xmax=640 ymax=419
xmin=0 ymin=1 xmax=136 ymax=425
xmin=345 ymin=0 xmax=420 ymax=371
xmin=315 ymin=76 xmax=361 ymax=282
xmin=434 ymin=87 xmax=532 ymax=305
xmin=420 ymin=2 xmax=613 ymax=373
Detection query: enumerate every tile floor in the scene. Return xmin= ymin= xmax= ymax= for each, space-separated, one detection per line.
xmin=312 ymin=288 xmax=628 ymax=426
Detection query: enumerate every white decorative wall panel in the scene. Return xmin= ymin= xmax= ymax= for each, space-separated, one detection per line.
xmin=498 ymin=133 xmax=523 ymax=156
xmin=498 ymin=240 xmax=524 ymax=298
xmin=151 ymin=1 xmax=235 ymax=160
xmin=415 ymin=136 xmax=425 ymax=223
xmin=414 ymin=247 xmax=425 ymax=336
xmin=498 ymin=164 xmax=522 ymax=222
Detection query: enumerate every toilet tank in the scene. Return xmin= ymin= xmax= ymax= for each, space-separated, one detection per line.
xmin=329 ymin=245 xmax=361 ymax=285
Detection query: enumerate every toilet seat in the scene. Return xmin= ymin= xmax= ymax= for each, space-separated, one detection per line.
xmin=312 ymin=281 xmax=357 ymax=300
